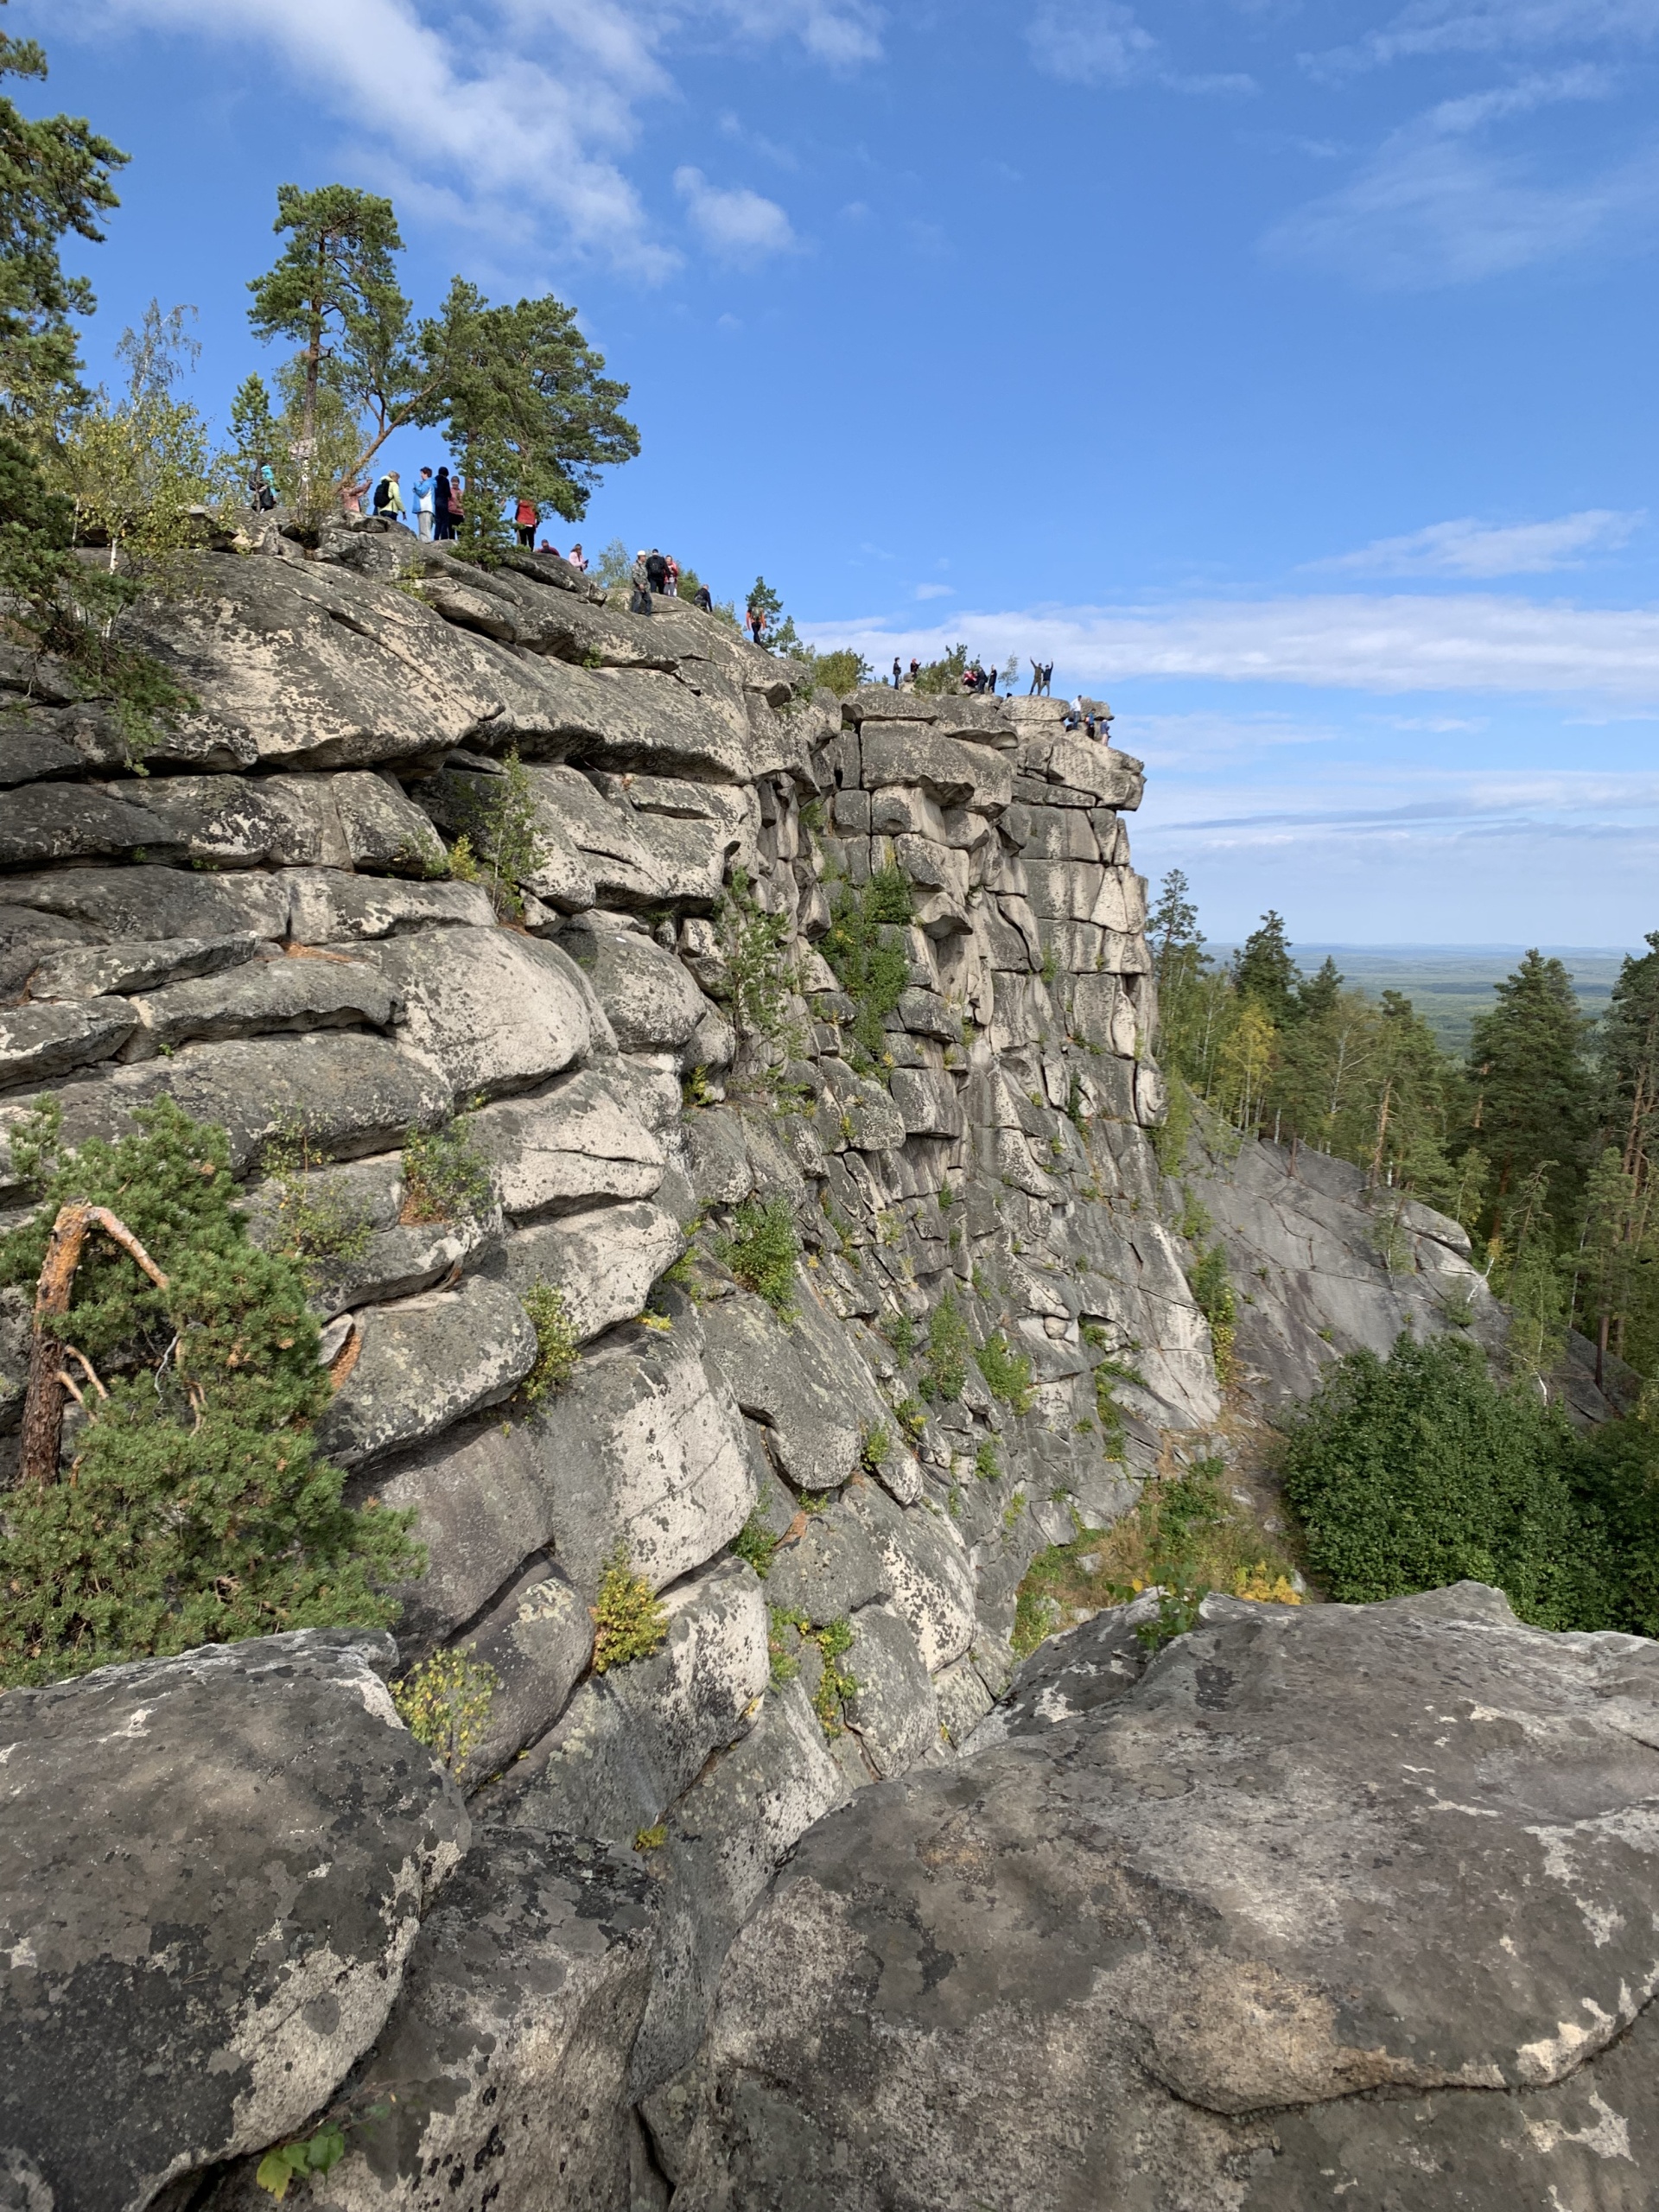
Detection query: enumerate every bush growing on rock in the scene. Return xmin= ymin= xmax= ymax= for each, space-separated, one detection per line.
xmin=520 ymin=1281 xmax=579 ymax=1402
xmin=820 ymin=870 xmax=913 ymax=1068
xmin=391 ymin=1644 xmax=499 ymax=1775
xmin=975 ymin=1331 xmax=1034 ymax=1414
xmin=592 ymin=1543 xmax=668 ymax=1672
xmin=1280 ymin=1333 xmax=1612 ymax=1630
xmin=400 ymin=1113 xmax=493 ymax=1224
xmin=0 ymin=1098 xmax=421 ymax=1687
xmin=719 ymin=1199 xmax=799 ymax=1319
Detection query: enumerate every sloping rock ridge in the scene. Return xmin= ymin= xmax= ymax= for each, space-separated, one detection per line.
xmin=0 ymin=517 xmax=1520 ymax=2206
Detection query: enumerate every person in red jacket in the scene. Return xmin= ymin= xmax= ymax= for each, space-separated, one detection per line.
xmin=514 ymin=495 xmax=537 ymax=549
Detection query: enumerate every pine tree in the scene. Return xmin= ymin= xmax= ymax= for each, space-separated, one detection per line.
xmin=1465 ymin=950 xmax=1594 ymax=1236
xmin=1233 ymin=911 xmax=1301 ymax=1028
xmin=1296 ymin=955 xmax=1343 ymax=1021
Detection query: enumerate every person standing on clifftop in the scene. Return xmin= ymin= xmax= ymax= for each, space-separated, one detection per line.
xmin=632 ymin=551 xmax=653 ymax=614
xmin=432 ymin=467 xmax=455 ymax=540
xmin=514 ymin=495 xmax=537 ymax=549
xmin=413 ymin=467 xmax=435 ymax=539
xmin=1028 ymin=658 xmax=1043 ymax=695
xmin=645 ymin=548 xmax=668 ymax=594
xmin=892 ymin=656 xmax=902 ymax=689
xmin=988 ymin=664 xmax=999 ymax=695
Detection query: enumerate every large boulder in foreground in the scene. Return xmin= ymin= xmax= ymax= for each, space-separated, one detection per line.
xmin=0 ymin=1630 xmax=467 ymax=2212
xmin=658 ymin=1585 xmax=1659 ymax=2210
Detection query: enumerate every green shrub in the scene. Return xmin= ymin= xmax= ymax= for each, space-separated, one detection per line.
xmin=455 ymin=747 xmax=545 ymax=919
xmin=260 ymin=1115 xmax=374 ymax=1289
xmin=820 ymin=872 xmax=913 ymax=1066
xmin=1280 ymin=1334 xmax=1601 ymax=1630
xmin=592 ymin=1544 xmax=668 ymax=1671
xmin=717 ymin=866 xmax=800 ymax=1053
xmin=0 ymin=1099 xmax=421 ymax=1687
xmin=860 ymin=1421 xmax=892 ymax=1472
xmin=922 ymin=1289 xmax=971 ymax=1402
xmin=391 ymin=1645 xmax=499 ymax=1773
xmin=1187 ymin=1245 xmax=1236 ymax=1384
xmin=884 ymin=1311 xmax=918 ymax=1361
xmin=974 ymin=1438 xmax=1001 ymax=1482
xmin=721 ymin=1199 xmax=799 ymax=1318
xmin=733 ymin=1510 xmax=780 ymax=1579
xmin=402 ymin=1116 xmax=493 ymax=1224
xmin=808 ymin=1615 xmax=858 ymax=1735
xmin=976 ymin=1332 xmax=1034 ymax=1414
xmin=521 ymin=1282 xmax=579 ymax=1402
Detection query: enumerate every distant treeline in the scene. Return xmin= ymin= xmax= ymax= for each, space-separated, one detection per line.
xmin=1152 ymin=873 xmax=1659 ymax=1394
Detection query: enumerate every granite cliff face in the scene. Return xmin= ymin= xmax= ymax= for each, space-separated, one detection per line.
xmin=0 ymin=515 xmax=1545 ymax=2209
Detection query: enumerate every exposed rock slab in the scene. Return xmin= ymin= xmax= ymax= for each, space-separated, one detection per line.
xmin=664 ymin=1584 xmax=1659 ymax=2211
xmin=0 ymin=1630 xmax=466 ymax=2212
xmin=318 ymin=1276 xmax=537 ymax=1468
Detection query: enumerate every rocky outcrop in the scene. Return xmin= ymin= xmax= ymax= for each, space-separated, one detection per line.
xmin=0 ymin=1630 xmax=466 ymax=2212
xmin=0 ymin=513 xmax=1524 ymax=2202
xmin=658 ymin=1583 xmax=1659 ymax=2210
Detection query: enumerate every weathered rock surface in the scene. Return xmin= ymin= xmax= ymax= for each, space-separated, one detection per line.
xmin=0 ymin=1630 xmax=466 ymax=2212
xmin=202 ymin=1829 xmax=659 ymax=2212
xmin=664 ymin=1584 xmax=1659 ymax=2211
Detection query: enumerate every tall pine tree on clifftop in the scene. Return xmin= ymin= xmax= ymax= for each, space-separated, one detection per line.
xmin=1465 ymin=950 xmax=1595 ymax=1236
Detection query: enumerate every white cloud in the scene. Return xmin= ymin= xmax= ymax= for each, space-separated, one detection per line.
xmin=78 ymin=0 xmax=865 ymax=275
xmin=1262 ymin=68 xmax=1659 ymax=285
xmin=1027 ymin=1 xmax=1254 ymax=92
xmin=801 ymin=592 xmax=1659 ymax=702
xmin=1314 ymin=0 xmax=1659 ymax=74
xmin=912 ymin=582 xmax=953 ymax=600
xmin=1315 ymin=510 xmax=1644 ymax=577
xmin=674 ymin=167 xmax=796 ymax=259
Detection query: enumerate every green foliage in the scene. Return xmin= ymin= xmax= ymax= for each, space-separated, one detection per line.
xmin=520 ymin=1282 xmax=579 ymax=1402
xmin=1187 ymin=1245 xmax=1236 ymax=1385
xmin=884 ymin=1310 xmax=918 ymax=1361
xmin=766 ymin=1601 xmax=804 ymax=1685
xmin=1280 ymin=1334 xmax=1599 ymax=1629
xmin=0 ymin=1099 xmax=421 ymax=1687
xmin=633 ymin=1823 xmax=667 ymax=1853
xmin=894 ymin=1395 xmax=927 ymax=1443
xmin=401 ymin=1115 xmax=493 ymax=1225
xmin=805 ymin=647 xmax=871 ymax=695
xmin=807 ymin=1615 xmax=858 ymax=1735
xmin=259 ymin=1115 xmax=374 ymax=1290
xmin=592 ymin=1544 xmax=668 ymax=1672
xmin=922 ymin=1289 xmax=971 ymax=1402
xmin=716 ymin=866 xmax=800 ymax=1053
xmin=0 ymin=25 xmax=126 ymax=435
xmin=454 ymin=748 xmax=545 ymax=919
xmin=720 ymin=1199 xmax=799 ymax=1318
xmin=912 ymin=643 xmax=968 ymax=695
xmin=973 ymin=1438 xmax=1001 ymax=1482
xmin=975 ymin=1332 xmax=1034 ymax=1414
xmin=1150 ymin=1072 xmax=1197 ymax=1179
xmin=1232 ymin=909 xmax=1300 ymax=1028
xmin=819 ymin=871 xmax=914 ymax=1067
xmin=1465 ymin=949 xmax=1596 ymax=1243
xmin=860 ymin=1421 xmax=891 ymax=1471
xmin=733 ymin=1510 xmax=780 ymax=1579
xmin=391 ymin=1644 xmax=499 ymax=1773
xmin=256 ymin=2126 xmax=347 ymax=2201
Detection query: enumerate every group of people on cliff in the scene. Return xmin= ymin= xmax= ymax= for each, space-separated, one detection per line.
xmin=632 ymin=549 xmax=714 ymax=614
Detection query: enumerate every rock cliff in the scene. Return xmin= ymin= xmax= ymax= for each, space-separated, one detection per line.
xmin=0 ymin=515 xmax=1526 ymax=2208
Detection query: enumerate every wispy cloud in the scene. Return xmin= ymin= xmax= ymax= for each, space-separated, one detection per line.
xmin=912 ymin=582 xmax=953 ymax=600
xmin=1312 ymin=0 xmax=1659 ymax=76
xmin=1027 ymin=1 xmax=1255 ymax=93
xmin=1262 ymin=67 xmax=1659 ymax=285
xmin=80 ymin=0 xmax=859 ymax=275
xmin=1313 ymin=510 xmax=1644 ymax=577
xmin=803 ymin=592 xmax=1659 ymax=702
xmin=674 ymin=167 xmax=797 ymax=259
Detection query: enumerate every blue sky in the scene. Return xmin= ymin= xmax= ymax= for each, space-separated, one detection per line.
xmin=22 ymin=0 xmax=1659 ymax=948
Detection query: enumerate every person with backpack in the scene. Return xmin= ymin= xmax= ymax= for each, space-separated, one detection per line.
xmin=372 ymin=471 xmax=404 ymax=521
xmin=254 ymin=462 xmax=278 ymax=512
xmin=694 ymin=582 xmax=713 ymax=612
xmin=514 ymin=494 xmax=537 ymax=549
xmin=645 ymin=548 xmax=669 ymax=594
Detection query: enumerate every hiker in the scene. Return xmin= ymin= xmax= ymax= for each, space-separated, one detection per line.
xmin=665 ymin=556 xmax=680 ymax=597
xmin=908 ymin=656 xmax=920 ymax=685
xmin=514 ymin=494 xmax=537 ymax=549
xmin=372 ymin=470 xmax=404 ymax=520
xmin=255 ymin=462 xmax=278 ymax=511
xmin=631 ymin=550 xmax=653 ymax=615
xmin=694 ymin=582 xmax=713 ymax=612
xmin=411 ymin=467 xmax=435 ymax=539
xmin=1042 ymin=661 xmax=1054 ymax=696
xmin=987 ymin=664 xmax=999 ymax=695
xmin=645 ymin=548 xmax=669 ymax=594
xmin=1028 ymin=658 xmax=1044 ymax=695
xmin=892 ymin=656 xmax=902 ymax=689
xmin=537 ymin=539 xmax=561 ymax=558
xmin=340 ymin=474 xmax=368 ymax=516
xmin=432 ymin=467 xmax=456 ymax=540
xmin=568 ymin=542 xmax=588 ymax=572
